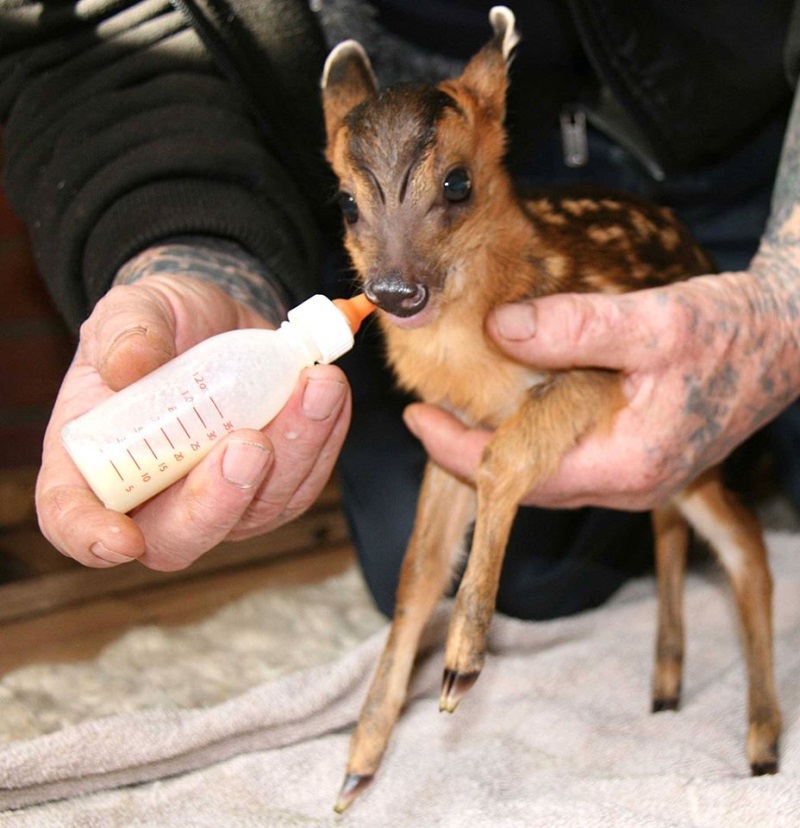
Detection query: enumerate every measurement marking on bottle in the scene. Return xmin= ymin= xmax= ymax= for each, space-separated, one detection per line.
xmin=194 ymin=407 xmax=207 ymax=429
xmin=161 ymin=428 xmax=175 ymax=449
xmin=210 ymin=397 xmax=224 ymax=418
xmin=177 ymin=418 xmax=191 ymax=439
xmin=144 ymin=439 xmax=158 ymax=459
xmin=110 ymin=460 xmax=124 ymax=481
xmin=127 ymin=449 xmax=141 ymax=470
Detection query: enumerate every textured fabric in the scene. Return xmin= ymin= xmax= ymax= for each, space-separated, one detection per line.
xmin=0 ymin=530 xmax=798 ymax=824
xmin=568 ymin=0 xmax=796 ymax=170
xmin=0 ymin=0 xmax=326 ymax=331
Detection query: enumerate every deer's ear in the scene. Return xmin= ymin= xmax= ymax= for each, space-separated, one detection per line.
xmin=457 ymin=6 xmax=519 ymax=120
xmin=321 ymin=40 xmax=378 ymax=147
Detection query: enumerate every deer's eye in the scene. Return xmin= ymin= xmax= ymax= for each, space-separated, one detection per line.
xmin=337 ymin=191 xmax=359 ymax=224
xmin=443 ymin=167 xmax=471 ymax=203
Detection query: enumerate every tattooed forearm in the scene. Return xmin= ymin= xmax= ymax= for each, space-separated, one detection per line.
xmin=115 ymin=238 xmax=290 ymax=327
xmin=657 ymin=209 xmax=800 ymax=486
xmin=721 ymin=79 xmax=800 ymax=417
xmin=749 ymin=79 xmax=800 ymax=340
xmin=764 ymin=84 xmax=800 ymax=244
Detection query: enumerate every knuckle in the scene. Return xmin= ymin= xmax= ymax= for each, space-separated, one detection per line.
xmin=184 ymin=485 xmax=241 ymax=530
xmin=652 ymin=294 xmax=697 ymax=355
xmin=577 ymin=297 xmax=621 ymax=345
xmin=36 ymin=483 xmax=84 ymax=538
xmin=558 ymin=294 xmax=626 ymax=356
xmin=282 ymin=490 xmax=317 ymax=520
xmin=561 ymin=295 xmax=603 ymax=349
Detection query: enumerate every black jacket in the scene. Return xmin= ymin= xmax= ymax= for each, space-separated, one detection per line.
xmin=0 ymin=0 xmax=797 ymax=331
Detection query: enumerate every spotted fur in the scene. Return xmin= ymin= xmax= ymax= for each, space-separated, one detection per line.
xmin=321 ymin=8 xmax=779 ymax=812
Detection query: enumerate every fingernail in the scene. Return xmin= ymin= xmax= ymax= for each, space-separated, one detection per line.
xmin=302 ymin=377 xmax=346 ymax=421
xmin=492 ymin=303 xmax=537 ymax=340
xmin=89 ymin=541 xmax=136 ymax=565
xmin=222 ymin=440 xmax=271 ymax=488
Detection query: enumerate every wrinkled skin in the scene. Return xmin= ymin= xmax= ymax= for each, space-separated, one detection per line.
xmin=407 ymin=253 xmax=800 ymax=511
xmin=36 ymin=271 xmax=351 ymax=571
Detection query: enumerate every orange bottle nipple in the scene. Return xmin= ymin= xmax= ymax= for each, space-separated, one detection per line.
xmin=333 ymin=293 xmax=376 ymax=334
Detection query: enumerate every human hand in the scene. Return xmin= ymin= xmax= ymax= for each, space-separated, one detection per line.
xmin=37 ymin=270 xmax=351 ymax=571
xmin=403 ymin=267 xmax=799 ymax=511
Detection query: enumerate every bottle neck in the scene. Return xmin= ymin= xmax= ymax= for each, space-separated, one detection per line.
xmin=285 ymin=295 xmax=355 ymax=363
xmin=278 ymin=319 xmax=325 ymax=365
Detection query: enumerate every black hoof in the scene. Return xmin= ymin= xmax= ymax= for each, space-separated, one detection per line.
xmin=440 ymin=667 xmax=481 ymax=713
xmin=651 ymin=697 xmax=680 ymax=713
xmin=334 ymin=772 xmax=374 ymax=813
xmin=750 ymin=760 xmax=779 ymax=777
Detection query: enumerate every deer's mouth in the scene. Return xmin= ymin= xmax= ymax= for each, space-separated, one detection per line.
xmin=381 ymin=299 xmax=439 ymax=329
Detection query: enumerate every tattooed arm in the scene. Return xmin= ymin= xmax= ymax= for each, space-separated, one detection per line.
xmin=36 ymin=241 xmax=352 ymax=570
xmin=114 ymin=240 xmax=291 ymax=328
xmin=403 ymin=92 xmax=800 ymax=511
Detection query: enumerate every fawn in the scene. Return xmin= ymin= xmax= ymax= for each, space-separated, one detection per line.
xmin=321 ymin=6 xmax=780 ymax=812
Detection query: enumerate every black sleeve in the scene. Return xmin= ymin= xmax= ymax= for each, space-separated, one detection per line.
xmin=0 ymin=0 xmax=325 ymax=332
xmin=785 ymin=0 xmax=800 ymax=87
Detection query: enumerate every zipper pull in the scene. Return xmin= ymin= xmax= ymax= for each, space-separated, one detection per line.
xmin=560 ymin=109 xmax=589 ymax=168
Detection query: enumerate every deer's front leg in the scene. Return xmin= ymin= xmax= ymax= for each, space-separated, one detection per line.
xmin=441 ymin=371 xmax=623 ymax=712
xmin=335 ymin=461 xmax=476 ymax=812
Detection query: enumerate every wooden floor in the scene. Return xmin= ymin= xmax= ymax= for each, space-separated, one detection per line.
xmin=0 ymin=467 xmax=356 ymax=676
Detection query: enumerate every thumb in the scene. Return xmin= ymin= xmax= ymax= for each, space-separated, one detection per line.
xmin=81 ymin=284 xmax=177 ymax=391
xmin=487 ymin=292 xmax=637 ymax=371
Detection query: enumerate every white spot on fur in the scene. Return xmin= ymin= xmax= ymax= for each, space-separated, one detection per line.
xmin=489 ymin=7 xmax=520 ymax=61
xmin=321 ymin=40 xmax=375 ymax=89
xmin=526 ymin=371 xmax=548 ymax=389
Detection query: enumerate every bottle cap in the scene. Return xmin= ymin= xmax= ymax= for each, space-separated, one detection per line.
xmin=288 ymin=294 xmax=373 ymax=363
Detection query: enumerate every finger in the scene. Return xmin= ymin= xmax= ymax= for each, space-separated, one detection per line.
xmin=233 ymin=364 xmax=351 ymax=533
xmin=36 ymin=407 xmax=147 ymax=567
xmin=80 ymin=284 xmax=177 ymax=391
xmin=487 ymin=291 xmax=662 ymax=372
xmin=403 ymin=401 xmax=669 ymax=511
xmin=132 ymin=429 xmax=275 ymax=571
xmin=36 ymin=291 xmax=176 ymax=564
xmin=401 ymin=401 xmax=622 ymax=507
xmin=35 ymin=484 xmax=147 ymax=567
xmin=518 ymin=445 xmax=671 ymax=511
xmin=402 ymin=402 xmax=490 ymax=484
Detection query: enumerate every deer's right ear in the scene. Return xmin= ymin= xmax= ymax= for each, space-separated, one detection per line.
xmin=321 ymin=41 xmax=377 ymax=147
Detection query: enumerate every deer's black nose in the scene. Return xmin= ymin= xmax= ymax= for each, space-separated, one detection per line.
xmin=364 ymin=274 xmax=429 ymax=317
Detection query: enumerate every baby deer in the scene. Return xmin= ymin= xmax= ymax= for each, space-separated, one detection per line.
xmin=322 ymin=6 xmax=780 ymax=812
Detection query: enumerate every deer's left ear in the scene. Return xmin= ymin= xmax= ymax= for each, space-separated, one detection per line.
xmin=457 ymin=6 xmax=519 ymax=119
xmin=321 ymin=40 xmax=378 ymax=148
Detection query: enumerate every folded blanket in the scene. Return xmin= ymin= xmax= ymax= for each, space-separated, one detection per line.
xmin=0 ymin=532 xmax=798 ymax=826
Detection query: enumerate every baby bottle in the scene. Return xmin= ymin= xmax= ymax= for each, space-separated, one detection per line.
xmin=61 ymin=294 xmax=374 ymax=513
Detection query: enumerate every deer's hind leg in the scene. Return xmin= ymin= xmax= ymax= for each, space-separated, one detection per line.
xmin=441 ymin=370 xmax=624 ymax=712
xmin=651 ymin=503 xmax=690 ymax=712
xmin=674 ymin=468 xmax=781 ymax=775
xmin=335 ymin=461 xmax=476 ymax=812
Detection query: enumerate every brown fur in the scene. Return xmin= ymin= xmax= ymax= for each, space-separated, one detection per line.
xmin=322 ymin=8 xmax=780 ymax=812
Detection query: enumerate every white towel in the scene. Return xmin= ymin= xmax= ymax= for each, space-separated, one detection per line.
xmin=0 ymin=532 xmax=798 ymax=826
